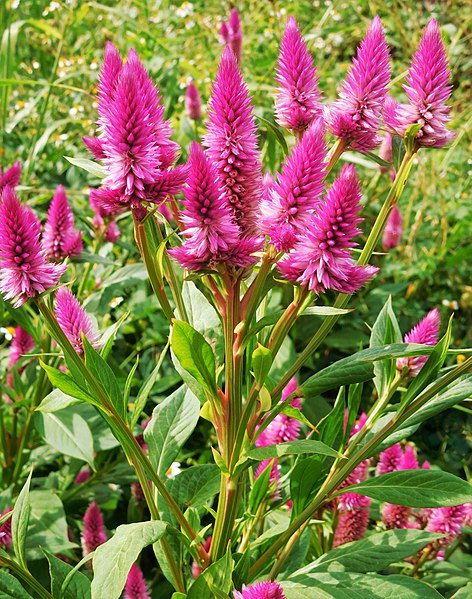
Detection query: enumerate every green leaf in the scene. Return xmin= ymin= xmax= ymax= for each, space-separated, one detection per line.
xmin=91 ymin=521 xmax=167 ymax=599
xmin=248 ymin=460 xmax=273 ymax=514
xmin=64 ymin=156 xmax=106 ymax=178
xmin=0 ymin=570 xmax=34 ymax=598
xmin=362 ymin=151 xmax=392 ymax=167
xmin=124 ymin=356 xmax=139 ymax=406
xmin=255 ymin=115 xmax=289 ymax=156
xmin=280 ymin=404 xmax=317 ymax=431
xmin=252 ymin=345 xmax=273 ymax=389
xmin=290 ymin=456 xmax=324 ymax=516
xmin=43 ymin=551 xmax=91 ymax=599
xmin=340 ymin=469 xmax=472 ymax=507
xmin=247 ymin=439 xmax=340 ymax=461
xmin=144 ymin=385 xmax=200 ymax=478
xmin=171 ymin=320 xmax=217 ymax=396
xmin=11 ymin=469 xmax=32 ymax=570
xmin=187 ymin=549 xmax=233 ymax=599
xmin=369 ymin=297 xmax=402 ymax=396
xmin=404 ymin=123 xmax=423 ymax=154
xmin=392 ymin=135 xmax=406 ymax=171
xmin=131 ymin=341 xmax=169 ymax=428
xmin=40 ymin=362 xmax=95 ymax=404
xmin=36 ymin=388 xmax=81 ymax=413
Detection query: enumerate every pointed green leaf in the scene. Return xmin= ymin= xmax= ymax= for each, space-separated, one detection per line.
xmin=11 ymin=469 xmax=32 ymax=570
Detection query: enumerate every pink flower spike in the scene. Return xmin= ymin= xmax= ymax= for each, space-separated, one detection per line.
xmin=397 ymin=308 xmax=440 ymax=377
xmin=275 ymin=17 xmax=323 ymax=133
xmin=43 ymin=185 xmax=83 ymax=260
xmin=278 ymin=164 xmax=378 ymax=294
xmin=0 ymin=186 xmax=66 ymax=308
xmin=220 ymin=8 xmax=243 ymax=63
xmin=426 ymin=504 xmax=469 ymax=551
xmin=124 ymin=563 xmax=150 ymax=599
xmin=8 ymin=326 xmax=34 ymax=369
xmin=0 ymin=162 xmax=21 ymax=194
xmin=81 ymin=501 xmax=107 ymax=557
xmin=261 ymin=119 xmax=326 ymax=251
xmin=0 ymin=508 xmax=13 ymax=549
xmin=384 ymin=19 xmax=455 ymax=148
xmin=105 ymin=221 xmax=120 ymax=243
xmin=382 ymin=204 xmax=402 ymax=249
xmin=204 ymin=47 xmax=263 ymax=242
xmin=185 ymin=81 xmax=203 ymax=120
xmin=54 ymin=287 xmax=100 ymax=354
xmin=398 ymin=444 xmax=419 ymax=470
xmin=333 ymin=496 xmax=371 ymax=547
xmin=382 ymin=502 xmax=412 ymax=530
xmin=233 ymin=581 xmax=286 ymax=599
xmin=74 ymin=467 xmax=91 ymax=484
xmin=327 ymin=16 xmax=391 ymax=152
xmin=376 ymin=443 xmax=403 ymax=475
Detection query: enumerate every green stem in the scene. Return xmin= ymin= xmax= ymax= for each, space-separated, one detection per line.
xmin=325 ymin=138 xmax=347 ymax=173
xmin=0 ymin=556 xmax=53 ymax=599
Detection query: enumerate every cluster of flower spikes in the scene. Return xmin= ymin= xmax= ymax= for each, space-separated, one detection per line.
xmin=233 ymin=581 xmax=286 ymax=599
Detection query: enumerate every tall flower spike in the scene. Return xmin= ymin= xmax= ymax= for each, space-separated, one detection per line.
xmin=0 ymin=186 xmax=66 ymax=308
xmin=43 ymin=185 xmax=83 ymax=260
xmin=397 ymin=308 xmax=440 ymax=377
xmin=204 ymin=47 xmax=263 ymax=244
xmin=0 ymin=162 xmax=21 ymax=194
xmin=376 ymin=443 xmax=403 ymax=475
xmin=84 ymin=43 xmax=187 ymax=215
xmin=220 ymin=8 xmax=243 ymax=63
xmin=384 ymin=19 xmax=455 ymax=148
xmin=185 ymin=81 xmax=202 ymax=120
xmin=8 ymin=326 xmax=34 ymax=369
xmin=54 ymin=287 xmax=100 ymax=354
xmin=81 ymin=501 xmax=107 ymax=557
xmin=261 ymin=119 xmax=326 ymax=251
xmin=275 ymin=17 xmax=323 ymax=134
xmin=169 ymin=143 xmax=253 ymax=271
xmin=233 ymin=581 xmax=286 ymax=599
xmin=382 ymin=204 xmax=402 ymax=249
xmin=327 ymin=16 xmax=391 ymax=152
xmin=124 ymin=563 xmax=151 ymax=599
xmin=426 ymin=504 xmax=469 ymax=554
xmin=333 ymin=495 xmax=371 ymax=547
xmin=278 ymin=164 xmax=378 ymax=294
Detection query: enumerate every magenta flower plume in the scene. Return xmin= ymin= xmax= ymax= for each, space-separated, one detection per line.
xmin=384 ymin=19 xmax=455 ymax=148
xmin=397 ymin=308 xmax=440 ymax=377
xmin=81 ymin=501 xmax=107 ymax=557
xmin=327 ymin=16 xmax=390 ymax=152
xmin=376 ymin=443 xmax=403 ymax=475
xmin=74 ymin=467 xmax=91 ymax=484
xmin=278 ymin=164 xmax=378 ymax=294
xmin=426 ymin=504 xmax=469 ymax=554
xmin=43 ymin=185 xmax=83 ymax=260
xmin=185 ymin=81 xmax=202 ymax=120
xmin=382 ymin=502 xmax=413 ymax=530
xmin=220 ymin=8 xmax=243 ymax=63
xmin=8 ymin=326 xmax=34 ymax=369
xmin=382 ymin=204 xmax=402 ymax=249
xmin=124 ymin=563 xmax=150 ymax=599
xmin=169 ymin=142 xmax=253 ymax=271
xmin=0 ymin=507 xmax=13 ymax=549
xmin=54 ymin=287 xmax=100 ymax=354
xmin=398 ymin=444 xmax=419 ymax=470
xmin=333 ymin=495 xmax=371 ymax=547
xmin=275 ymin=17 xmax=323 ymax=133
xmin=233 ymin=581 xmax=286 ymax=599
xmin=204 ymin=47 xmax=263 ymax=244
xmin=0 ymin=162 xmax=21 ymax=194
xmin=85 ymin=43 xmax=186 ymax=215
xmin=261 ymin=119 xmax=326 ymax=251
xmin=0 ymin=186 xmax=66 ymax=308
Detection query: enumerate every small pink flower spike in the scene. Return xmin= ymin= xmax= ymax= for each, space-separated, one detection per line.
xmin=384 ymin=19 xmax=455 ymax=149
xmin=426 ymin=504 xmax=469 ymax=555
xmin=81 ymin=501 xmax=107 ymax=557
xmin=398 ymin=444 xmax=419 ymax=470
xmin=327 ymin=16 xmax=391 ymax=152
xmin=8 ymin=326 xmax=34 ymax=369
xmin=43 ymin=185 xmax=83 ymax=260
xmin=376 ymin=443 xmax=403 ymax=475
xmin=397 ymin=308 xmax=440 ymax=377
xmin=275 ymin=17 xmax=323 ymax=134
xmin=0 ymin=507 xmax=13 ymax=549
xmin=0 ymin=162 xmax=21 ymax=194
xmin=382 ymin=204 xmax=402 ymax=250
xmin=333 ymin=496 xmax=371 ymax=547
xmin=124 ymin=563 xmax=151 ymax=599
xmin=382 ymin=502 xmax=413 ymax=530
xmin=278 ymin=164 xmax=378 ymax=294
xmin=54 ymin=287 xmax=100 ymax=355
xmin=261 ymin=119 xmax=326 ymax=251
xmin=0 ymin=186 xmax=66 ymax=308
xmin=220 ymin=8 xmax=243 ymax=63
xmin=185 ymin=81 xmax=203 ymax=120
xmin=233 ymin=581 xmax=286 ymax=599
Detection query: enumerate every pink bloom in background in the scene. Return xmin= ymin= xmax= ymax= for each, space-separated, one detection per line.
xmin=81 ymin=501 xmax=107 ymax=557
xmin=204 ymin=47 xmax=263 ymax=243
xmin=378 ymin=131 xmax=395 ymax=178
xmin=89 ymin=189 xmax=121 ymax=242
xmin=376 ymin=443 xmax=403 ymax=475
xmin=104 ymin=220 xmax=120 ymax=242
xmin=327 ymin=16 xmax=390 ymax=151
xmin=278 ymin=164 xmax=378 ymax=294
xmin=233 ymin=581 xmax=286 ymax=599
xmin=54 ymin=287 xmax=100 ymax=354
xmin=261 ymin=119 xmax=326 ymax=251
xmin=0 ymin=162 xmax=21 ymax=194
xmin=333 ymin=495 xmax=371 ymax=547
xmin=8 ymin=326 xmax=34 ymax=369
xmin=348 ymin=411 xmax=367 ymax=438
xmin=74 ymin=467 xmax=91 ymax=484
xmin=384 ymin=19 xmax=455 ymax=148
xmin=397 ymin=308 xmax=440 ymax=377
xmin=43 ymin=185 xmax=83 ymax=260
xmin=382 ymin=205 xmax=402 ymax=249
xmin=0 ymin=507 xmax=13 ymax=549
xmin=220 ymin=8 xmax=243 ymax=63
xmin=84 ymin=43 xmax=187 ymax=216
xmin=274 ymin=17 xmax=323 ymax=134
xmin=191 ymin=536 xmax=212 ymax=579
xmin=261 ymin=172 xmax=274 ymax=204
xmin=124 ymin=563 xmax=151 ymax=599
xmin=426 ymin=504 xmax=469 ymax=555
xmin=185 ymin=81 xmax=202 ymax=120
xmin=398 ymin=444 xmax=419 ymax=470
xmin=0 ymin=186 xmax=66 ymax=308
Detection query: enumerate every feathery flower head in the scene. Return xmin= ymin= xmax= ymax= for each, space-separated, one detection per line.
xmin=426 ymin=504 xmax=469 ymax=550
xmin=0 ymin=507 xmax=13 ymax=549
xmin=0 ymin=162 xmax=21 ymax=194
xmin=333 ymin=496 xmax=371 ymax=547
xmin=233 ymin=581 xmax=286 ymax=599
xmin=382 ymin=204 xmax=402 ymax=249
xmin=278 ymin=164 xmax=378 ymax=294
xmin=327 ymin=16 xmax=391 ymax=152
xmin=0 ymin=186 xmax=66 ymax=308
xmin=397 ymin=308 xmax=440 ymax=377
xmin=220 ymin=8 xmax=243 ymax=63
xmin=185 ymin=81 xmax=203 ymax=120
xmin=376 ymin=443 xmax=403 ymax=475
xmin=124 ymin=563 xmax=150 ymax=599
xmin=398 ymin=444 xmax=419 ymax=470
xmin=81 ymin=501 xmax=107 ymax=557
xmin=382 ymin=502 xmax=412 ymax=530
xmin=384 ymin=19 xmax=455 ymax=149
xmin=275 ymin=16 xmax=323 ymax=133
xmin=261 ymin=119 xmax=326 ymax=251
xmin=85 ymin=43 xmax=186 ymax=215
xmin=8 ymin=326 xmax=34 ymax=369
xmin=43 ymin=185 xmax=83 ymax=260
xmin=204 ymin=47 xmax=263 ymax=243
xmin=54 ymin=287 xmax=100 ymax=354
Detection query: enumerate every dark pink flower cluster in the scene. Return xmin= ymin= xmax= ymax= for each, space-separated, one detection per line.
xmin=397 ymin=308 xmax=440 ymax=377
xmin=220 ymin=8 xmax=243 ymax=63
xmin=43 ymin=185 xmax=83 ymax=260
xmin=0 ymin=162 xmax=21 ymax=194
xmin=233 ymin=581 xmax=286 ymax=599
xmin=124 ymin=563 xmax=151 ymax=599
xmin=54 ymin=287 xmax=100 ymax=354
xmin=185 ymin=81 xmax=202 ymax=120
xmin=81 ymin=500 xmax=107 ymax=557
